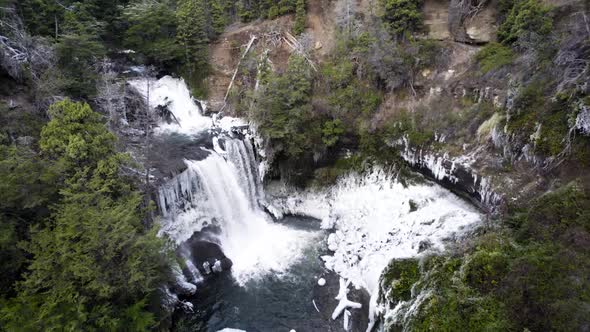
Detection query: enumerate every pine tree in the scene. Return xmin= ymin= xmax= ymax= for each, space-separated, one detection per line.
xmin=211 ymin=0 xmax=229 ymax=35
xmin=293 ymin=0 xmax=306 ymax=35
xmin=177 ymin=0 xmax=210 ymax=82
xmin=0 ymin=100 xmax=171 ymax=331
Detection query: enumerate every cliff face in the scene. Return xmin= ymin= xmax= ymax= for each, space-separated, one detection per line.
xmin=207 ymin=0 xmax=588 ymax=214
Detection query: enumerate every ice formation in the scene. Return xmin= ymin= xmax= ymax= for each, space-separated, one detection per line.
xmin=269 ymin=168 xmax=482 ymax=329
xmin=332 ymin=278 xmax=362 ymax=320
xmin=575 ymin=104 xmax=590 ymax=135
xmin=395 ymin=136 xmax=502 ymax=207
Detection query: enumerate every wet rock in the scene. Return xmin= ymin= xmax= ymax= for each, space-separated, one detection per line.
xmin=418 ymin=239 xmax=433 ymax=253
xmin=178 ymin=231 xmax=233 ymax=278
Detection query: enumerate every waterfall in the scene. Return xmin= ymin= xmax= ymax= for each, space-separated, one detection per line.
xmin=225 ymin=139 xmax=264 ymax=209
xmin=158 ymin=139 xmax=315 ymax=285
xmin=128 ymin=75 xmax=212 ymax=134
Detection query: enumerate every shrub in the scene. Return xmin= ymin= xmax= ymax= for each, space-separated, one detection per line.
xmin=498 ymin=0 xmax=552 ymax=46
xmin=381 ymin=259 xmax=420 ymax=303
xmin=379 ymin=0 xmax=424 ymax=37
xmin=475 ymin=42 xmax=514 ymax=74
xmin=321 ymin=119 xmax=345 ymax=147
xmin=292 ymin=0 xmax=306 ymax=35
xmin=462 ymin=250 xmax=510 ymax=293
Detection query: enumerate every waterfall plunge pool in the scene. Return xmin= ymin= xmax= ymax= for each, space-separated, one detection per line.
xmin=172 ymin=216 xmax=369 ymax=332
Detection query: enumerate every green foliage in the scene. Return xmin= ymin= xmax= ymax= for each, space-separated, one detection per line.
xmin=292 ymin=0 xmax=306 ymax=35
xmin=321 ymin=119 xmax=345 ymax=147
xmin=54 ymin=5 xmax=106 ymax=98
xmin=0 ymin=215 xmax=25 ymax=296
xmin=462 ymin=250 xmax=510 ymax=293
xmin=381 ymin=109 xmax=433 ymax=146
xmin=382 ymin=259 xmax=420 ymax=303
xmin=379 ymin=0 xmax=424 ymax=37
xmin=18 ymin=0 xmax=127 ymax=39
xmin=475 ymin=42 xmax=514 ymax=74
xmin=18 ymin=0 xmax=69 ymax=38
xmin=507 ymin=81 xmax=546 ymax=133
xmin=321 ymin=58 xmax=382 ymax=124
xmin=1 ymin=191 xmax=170 ymax=331
xmin=505 ymin=82 xmax=578 ymax=157
xmin=40 ymin=99 xmax=116 ymax=170
xmin=254 ymin=54 xmax=320 ymax=158
xmin=0 ymin=125 xmax=60 ymax=298
xmin=519 ymin=182 xmax=590 ymax=241
xmin=177 ymin=0 xmax=210 ymax=97
xmin=236 ymin=0 xmax=296 ymax=22
xmin=122 ymin=1 xmax=183 ymax=66
xmin=386 ymin=255 xmax=513 ymax=332
xmin=369 ymin=37 xmax=443 ymax=92
xmin=497 ymin=0 xmax=553 ymax=46
xmin=268 ymin=5 xmax=279 ymax=19
xmin=0 ymin=100 xmax=171 ymax=331
xmin=211 ymin=0 xmax=230 ymax=35
xmin=382 ymin=181 xmax=590 ymax=332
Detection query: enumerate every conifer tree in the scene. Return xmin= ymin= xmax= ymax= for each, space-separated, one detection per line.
xmin=177 ymin=0 xmax=210 ymax=84
xmin=293 ymin=0 xmax=306 ymax=35
xmin=0 ymin=99 xmax=171 ymax=331
xmin=211 ymin=0 xmax=229 ymax=35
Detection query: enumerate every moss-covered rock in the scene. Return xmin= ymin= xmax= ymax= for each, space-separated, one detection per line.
xmin=381 ymin=259 xmax=420 ymax=304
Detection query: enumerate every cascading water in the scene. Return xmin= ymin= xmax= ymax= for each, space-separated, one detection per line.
xmin=159 ymin=143 xmax=316 ymax=284
xmin=129 ymin=75 xmax=316 ymax=285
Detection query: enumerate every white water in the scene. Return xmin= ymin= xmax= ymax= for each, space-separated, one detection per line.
xmin=158 ymin=140 xmax=316 ymax=285
xmin=128 ymin=76 xmax=212 ymax=134
xmin=128 ymin=75 xmax=247 ymax=135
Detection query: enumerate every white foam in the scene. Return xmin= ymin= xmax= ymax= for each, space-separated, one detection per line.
xmin=159 ymin=143 xmax=318 ymax=285
xmin=129 ymin=76 xmax=212 ymax=134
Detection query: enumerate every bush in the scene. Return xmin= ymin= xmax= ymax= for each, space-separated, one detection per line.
xmin=381 ymin=259 xmax=420 ymax=303
xmin=321 ymin=119 xmax=345 ymax=147
xmin=462 ymin=250 xmax=510 ymax=293
xmin=475 ymin=42 xmax=514 ymax=74
xmin=254 ymin=55 xmax=320 ymax=158
xmin=498 ymin=0 xmax=552 ymax=46
xmin=379 ymin=0 xmax=424 ymax=37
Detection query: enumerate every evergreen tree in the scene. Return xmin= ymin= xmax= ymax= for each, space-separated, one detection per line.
xmin=55 ymin=3 xmax=106 ymax=98
xmin=40 ymin=100 xmax=116 ymax=171
xmin=211 ymin=0 xmax=229 ymax=35
xmin=176 ymin=0 xmax=210 ymax=86
xmin=379 ymin=0 xmax=424 ymax=37
xmin=0 ymin=100 xmax=171 ymax=330
xmin=122 ymin=0 xmax=183 ymax=66
xmin=293 ymin=0 xmax=306 ymax=35
xmin=255 ymin=55 xmax=320 ymax=157
xmin=279 ymin=0 xmax=296 ymax=15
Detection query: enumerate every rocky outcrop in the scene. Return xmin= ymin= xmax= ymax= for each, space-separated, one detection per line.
xmin=448 ymin=0 xmax=497 ymax=44
xmin=393 ymin=137 xmax=503 ymax=212
xmin=424 ymin=0 xmax=451 ymax=40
